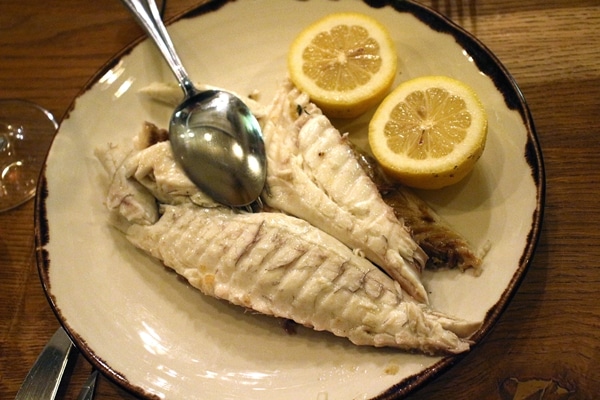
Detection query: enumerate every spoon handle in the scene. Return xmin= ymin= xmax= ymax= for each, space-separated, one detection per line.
xmin=120 ymin=0 xmax=196 ymax=97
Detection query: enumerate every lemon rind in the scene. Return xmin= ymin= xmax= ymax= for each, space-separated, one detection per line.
xmin=288 ymin=13 xmax=398 ymax=117
xmin=368 ymin=76 xmax=488 ymax=189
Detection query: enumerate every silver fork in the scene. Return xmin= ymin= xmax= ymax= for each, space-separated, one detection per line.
xmin=15 ymin=327 xmax=98 ymax=400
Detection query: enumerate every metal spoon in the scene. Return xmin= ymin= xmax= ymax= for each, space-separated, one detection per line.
xmin=121 ymin=0 xmax=266 ymax=207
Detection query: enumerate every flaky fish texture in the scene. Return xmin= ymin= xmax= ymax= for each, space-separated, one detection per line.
xmin=261 ymin=80 xmax=429 ymax=302
xmin=139 ymin=81 xmax=267 ymax=119
xmin=96 ymin=125 xmax=479 ymax=355
xmin=126 ymin=203 xmax=476 ymax=354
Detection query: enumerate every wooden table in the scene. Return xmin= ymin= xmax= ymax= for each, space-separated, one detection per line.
xmin=1 ymin=0 xmax=598 ymax=398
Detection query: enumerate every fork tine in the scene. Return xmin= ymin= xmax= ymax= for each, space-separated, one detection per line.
xmin=76 ymin=369 xmax=99 ymax=400
xmin=241 ymin=195 xmax=264 ymax=213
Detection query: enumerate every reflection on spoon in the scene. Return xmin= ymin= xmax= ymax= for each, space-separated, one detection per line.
xmin=121 ymin=0 xmax=266 ymax=207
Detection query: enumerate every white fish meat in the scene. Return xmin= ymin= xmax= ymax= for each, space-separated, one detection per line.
xmin=95 ymin=122 xmax=218 ymax=226
xmin=138 ymin=81 xmax=267 ymax=119
xmin=139 ymin=80 xmax=481 ymax=274
xmin=94 ymin=125 xmax=161 ymax=226
xmin=261 ymin=80 xmax=429 ymax=302
xmin=94 ymin=98 xmax=481 ymax=355
xmin=124 ymin=202 xmax=477 ymax=354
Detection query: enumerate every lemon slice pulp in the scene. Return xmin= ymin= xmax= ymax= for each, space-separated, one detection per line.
xmin=288 ymin=12 xmax=397 ymax=118
xmin=368 ymin=76 xmax=488 ymax=189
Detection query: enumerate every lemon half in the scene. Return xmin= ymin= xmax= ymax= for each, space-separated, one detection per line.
xmin=288 ymin=13 xmax=397 ymax=118
xmin=368 ymin=76 xmax=488 ymax=189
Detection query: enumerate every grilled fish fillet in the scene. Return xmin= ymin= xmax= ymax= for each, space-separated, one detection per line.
xmin=261 ymin=80 xmax=429 ymax=302
xmin=124 ymin=202 xmax=476 ymax=354
xmin=139 ymin=81 xmax=267 ymax=119
xmin=96 ymin=125 xmax=479 ymax=354
xmin=138 ymin=81 xmax=482 ymax=273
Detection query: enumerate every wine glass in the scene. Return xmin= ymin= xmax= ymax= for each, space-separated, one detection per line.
xmin=0 ymin=99 xmax=58 ymax=212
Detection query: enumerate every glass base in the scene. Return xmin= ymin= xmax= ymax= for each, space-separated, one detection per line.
xmin=0 ymin=99 xmax=57 ymax=212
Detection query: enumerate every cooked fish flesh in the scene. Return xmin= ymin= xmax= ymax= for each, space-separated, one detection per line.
xmin=124 ymin=202 xmax=477 ymax=354
xmin=138 ymin=81 xmax=482 ymax=274
xmin=95 ymin=87 xmax=483 ymax=354
xmin=261 ymin=80 xmax=429 ymax=302
xmin=95 ymin=123 xmax=218 ymax=227
xmin=95 ymin=129 xmax=159 ymax=226
xmin=139 ymin=81 xmax=267 ymax=119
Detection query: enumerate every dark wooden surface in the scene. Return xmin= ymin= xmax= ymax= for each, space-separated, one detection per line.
xmin=1 ymin=1 xmax=598 ymax=399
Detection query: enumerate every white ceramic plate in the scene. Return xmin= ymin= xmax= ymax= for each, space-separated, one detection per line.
xmin=35 ymin=1 xmax=544 ymax=399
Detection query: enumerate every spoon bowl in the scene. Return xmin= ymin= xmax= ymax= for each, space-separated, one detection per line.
xmin=171 ymin=90 xmax=265 ymax=206
xmin=121 ymin=0 xmax=266 ymax=207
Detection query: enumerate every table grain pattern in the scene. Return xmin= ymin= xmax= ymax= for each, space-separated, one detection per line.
xmin=1 ymin=0 xmax=598 ymax=399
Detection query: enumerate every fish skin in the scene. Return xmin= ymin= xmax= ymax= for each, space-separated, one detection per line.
xmin=138 ymin=82 xmax=267 ymax=119
xmin=125 ymin=203 xmax=476 ymax=354
xmin=95 ymin=141 xmax=158 ymax=226
xmin=95 ymin=123 xmax=218 ymax=227
xmin=383 ymin=188 xmax=484 ymax=273
xmin=261 ymin=80 xmax=429 ymax=302
xmin=353 ymin=149 xmax=484 ymax=273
